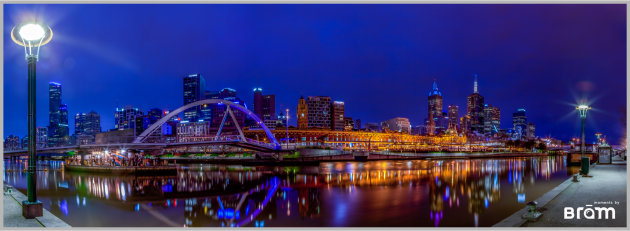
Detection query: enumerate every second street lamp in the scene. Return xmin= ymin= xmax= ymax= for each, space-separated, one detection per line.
xmin=576 ymin=104 xmax=591 ymax=175
xmin=11 ymin=21 xmax=53 ymax=219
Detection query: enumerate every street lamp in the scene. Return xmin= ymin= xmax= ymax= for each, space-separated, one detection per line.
xmin=12 ymin=21 xmax=53 ymax=219
xmin=576 ymin=104 xmax=591 ymax=175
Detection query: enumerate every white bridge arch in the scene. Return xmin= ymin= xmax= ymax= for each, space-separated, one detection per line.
xmin=133 ymin=99 xmax=280 ymax=150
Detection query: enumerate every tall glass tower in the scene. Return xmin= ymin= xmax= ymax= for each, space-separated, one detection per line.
xmin=183 ymin=74 xmax=206 ymax=122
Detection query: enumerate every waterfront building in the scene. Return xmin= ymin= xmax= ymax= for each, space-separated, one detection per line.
xmin=115 ymin=105 xmax=143 ymax=130
xmin=177 ymin=121 xmax=211 ymax=142
xmin=36 ymin=127 xmax=48 ymax=148
xmin=4 ymin=135 xmax=20 ymax=151
xmin=467 ymin=74 xmax=485 ymax=134
xmin=483 ymin=105 xmax=501 ymax=136
xmin=332 ymin=101 xmax=345 ymax=131
xmin=447 ymin=105 xmax=459 ymax=134
xmin=297 ymin=96 xmax=308 ymax=129
xmin=183 ymin=74 xmax=206 ymax=121
xmin=381 ymin=117 xmax=411 ymax=134
xmin=512 ymin=108 xmax=528 ymax=140
xmin=344 ymin=117 xmax=354 ymax=131
xmin=364 ymin=123 xmax=380 ymax=132
xmin=307 ymin=96 xmax=332 ymax=129
xmin=244 ymin=129 xmax=466 ymax=151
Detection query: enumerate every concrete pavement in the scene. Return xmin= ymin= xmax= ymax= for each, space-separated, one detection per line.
xmin=3 ymin=184 xmax=71 ymax=228
xmin=495 ymin=155 xmax=626 ymax=227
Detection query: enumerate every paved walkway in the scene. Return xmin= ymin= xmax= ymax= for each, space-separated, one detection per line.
xmin=496 ymin=155 xmax=626 ymax=227
xmin=3 ymin=185 xmax=71 ymax=228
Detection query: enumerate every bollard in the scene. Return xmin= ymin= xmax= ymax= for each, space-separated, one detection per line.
xmin=580 ymin=157 xmax=590 ymax=175
xmin=572 ymin=174 xmax=579 ymax=182
xmin=522 ymin=201 xmax=542 ymax=221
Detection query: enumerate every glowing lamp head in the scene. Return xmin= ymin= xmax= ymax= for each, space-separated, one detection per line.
xmin=11 ymin=21 xmax=53 ymax=47
xmin=577 ymin=105 xmax=590 ymax=110
xmin=19 ymin=24 xmax=46 ymax=41
xmin=576 ymin=105 xmax=591 ymax=119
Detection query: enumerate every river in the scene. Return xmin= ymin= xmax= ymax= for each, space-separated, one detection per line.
xmin=3 ymin=155 xmax=576 ymax=227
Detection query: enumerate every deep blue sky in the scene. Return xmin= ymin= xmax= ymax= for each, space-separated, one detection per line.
xmin=3 ymin=4 xmax=626 ymax=144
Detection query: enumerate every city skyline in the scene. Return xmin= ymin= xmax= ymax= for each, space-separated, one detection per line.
xmin=3 ymin=4 xmax=626 ymax=144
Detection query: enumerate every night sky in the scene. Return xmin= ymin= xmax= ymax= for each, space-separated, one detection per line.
xmin=3 ymin=4 xmax=626 ymax=144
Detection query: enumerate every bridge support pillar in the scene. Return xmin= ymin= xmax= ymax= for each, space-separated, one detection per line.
xmin=277 ymin=152 xmax=283 ymax=161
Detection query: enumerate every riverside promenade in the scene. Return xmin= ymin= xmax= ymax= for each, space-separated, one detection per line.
xmin=495 ymin=155 xmax=627 ymax=227
xmin=3 ymin=185 xmax=71 ymax=228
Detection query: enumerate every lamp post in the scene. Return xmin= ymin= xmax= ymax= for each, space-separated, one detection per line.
xmin=576 ymin=104 xmax=591 ymax=175
xmin=11 ymin=21 xmax=53 ymax=219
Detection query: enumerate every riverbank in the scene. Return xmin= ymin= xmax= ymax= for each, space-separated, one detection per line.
xmin=494 ymin=156 xmax=627 ymax=227
xmin=3 ymin=184 xmax=71 ymax=228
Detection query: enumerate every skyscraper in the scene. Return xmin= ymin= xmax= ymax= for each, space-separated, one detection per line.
xmin=183 ymin=74 xmax=206 ymax=121
xmin=460 ymin=115 xmax=471 ymax=134
xmin=85 ymin=111 xmax=102 ymax=136
xmin=467 ymin=74 xmax=485 ymax=134
xmin=526 ymin=122 xmax=536 ymax=140
xmin=48 ymin=82 xmax=62 ymax=146
xmin=512 ymin=108 xmax=528 ymax=140
xmin=483 ymin=105 xmax=501 ymax=136
xmin=200 ymin=90 xmax=215 ymax=121
xmin=297 ymin=96 xmax=308 ymax=129
xmin=75 ymin=113 xmax=87 ymax=135
xmin=447 ymin=105 xmax=459 ymax=134
xmin=428 ymin=80 xmax=443 ymax=120
xmin=115 ymin=105 xmax=143 ymax=130
xmin=210 ymin=88 xmax=246 ymax=133
xmin=59 ymin=104 xmax=70 ymax=144
xmin=253 ymin=88 xmax=264 ymax=119
xmin=262 ymin=95 xmax=276 ymax=121
xmin=36 ymin=127 xmax=48 ymax=148
xmin=307 ymin=96 xmax=331 ymax=129
xmin=331 ymin=101 xmax=345 ymax=131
